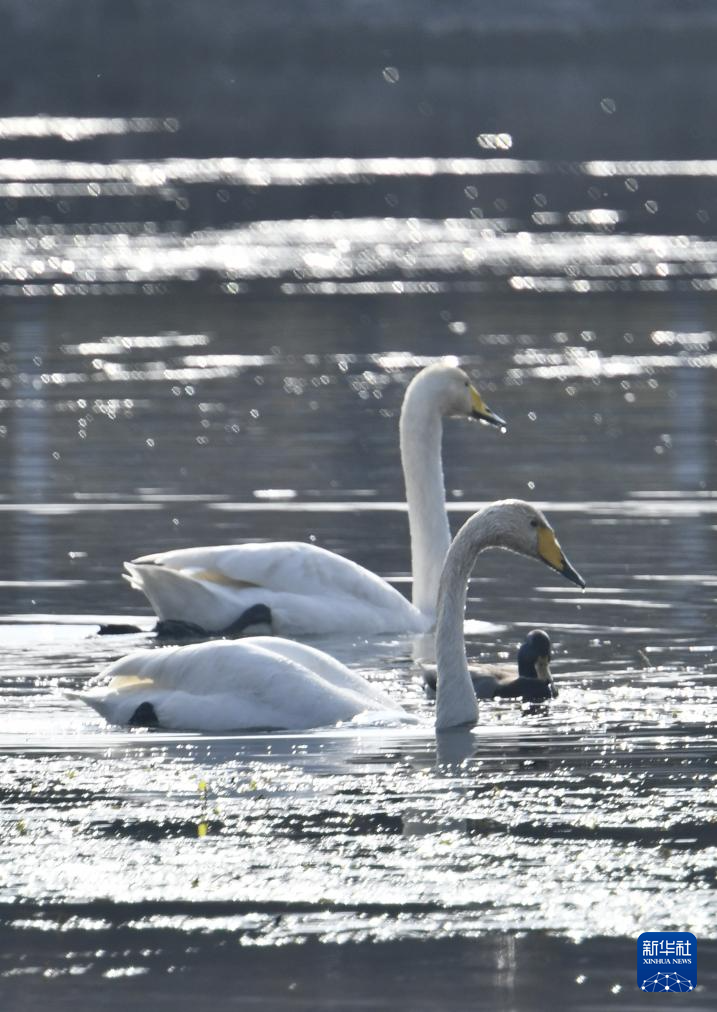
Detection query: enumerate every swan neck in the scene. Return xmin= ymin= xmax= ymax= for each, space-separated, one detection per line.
xmin=400 ymin=393 xmax=451 ymax=620
xmin=434 ymin=516 xmax=494 ymax=730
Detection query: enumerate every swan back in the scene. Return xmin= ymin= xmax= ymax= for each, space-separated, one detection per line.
xmin=73 ymin=638 xmax=405 ymax=732
xmin=126 ymin=541 xmax=426 ymax=635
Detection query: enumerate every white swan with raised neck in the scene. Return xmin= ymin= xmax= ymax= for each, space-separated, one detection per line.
xmin=75 ymin=501 xmax=583 ymax=733
xmin=124 ymin=361 xmax=504 ymax=637
xmin=433 ymin=500 xmax=585 ymax=730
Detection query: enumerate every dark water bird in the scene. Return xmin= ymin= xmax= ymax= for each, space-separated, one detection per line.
xmin=421 ymin=629 xmax=556 ymax=703
xmin=96 ymin=603 xmax=273 ymax=642
xmin=70 ymin=501 xmax=583 ymax=733
xmin=121 ymin=363 xmax=505 ymax=637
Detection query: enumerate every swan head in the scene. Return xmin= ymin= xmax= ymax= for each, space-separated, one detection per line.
xmin=405 ymin=362 xmax=505 ymax=428
xmin=465 ymin=499 xmax=586 ymax=589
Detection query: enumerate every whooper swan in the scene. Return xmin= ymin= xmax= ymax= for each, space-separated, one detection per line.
xmin=75 ymin=501 xmax=583 ymax=732
xmin=123 ymin=362 xmax=504 ymax=637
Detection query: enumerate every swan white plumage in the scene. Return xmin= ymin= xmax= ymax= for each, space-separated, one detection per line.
xmin=69 ymin=637 xmax=406 ymax=731
xmin=75 ymin=500 xmax=584 ymax=732
xmin=123 ymin=362 xmax=504 ymax=636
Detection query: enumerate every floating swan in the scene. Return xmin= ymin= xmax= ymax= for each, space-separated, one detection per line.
xmin=433 ymin=500 xmax=583 ymax=730
xmin=421 ymin=629 xmax=556 ymax=703
xmin=70 ymin=637 xmax=407 ymax=732
xmin=73 ymin=501 xmax=583 ymax=732
xmin=123 ymin=362 xmax=504 ymax=637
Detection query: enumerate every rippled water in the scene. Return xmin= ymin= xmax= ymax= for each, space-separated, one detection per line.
xmin=7 ymin=151 xmax=717 ymax=299
xmin=2 ymin=291 xmax=716 ymax=1007
xmin=3 ymin=8 xmax=717 ymax=1004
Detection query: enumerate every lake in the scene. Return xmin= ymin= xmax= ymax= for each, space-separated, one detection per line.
xmin=1 ymin=3 xmax=716 ymax=1009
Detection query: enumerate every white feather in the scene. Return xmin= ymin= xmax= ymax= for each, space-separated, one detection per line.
xmin=71 ymin=637 xmax=405 ymax=732
xmin=74 ymin=501 xmax=581 ymax=733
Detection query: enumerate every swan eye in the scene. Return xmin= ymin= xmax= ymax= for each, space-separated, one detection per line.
xmin=530 ymin=519 xmax=538 ymax=528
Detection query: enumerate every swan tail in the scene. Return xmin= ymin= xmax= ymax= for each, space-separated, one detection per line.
xmin=123 ymin=564 xmax=143 ymax=592
xmin=65 ymin=688 xmax=119 ymax=724
xmin=123 ymin=561 xmax=241 ymax=631
xmin=66 ymin=681 xmax=163 ymax=727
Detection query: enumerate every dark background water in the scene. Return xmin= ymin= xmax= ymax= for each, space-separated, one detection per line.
xmin=6 ymin=0 xmax=717 ymax=160
xmin=1 ymin=3 xmax=716 ymax=1010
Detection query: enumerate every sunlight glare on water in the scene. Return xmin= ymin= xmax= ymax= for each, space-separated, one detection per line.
xmin=2 ymin=8 xmax=717 ymax=1002
xmin=1 ymin=308 xmax=716 ymax=975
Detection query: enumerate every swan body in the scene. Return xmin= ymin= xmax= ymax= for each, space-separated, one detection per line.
xmin=421 ymin=629 xmax=556 ymax=702
xmin=124 ymin=362 xmax=504 ymax=636
xmin=125 ymin=542 xmax=427 ymax=637
xmin=76 ymin=501 xmax=583 ymax=734
xmin=71 ymin=637 xmax=405 ymax=732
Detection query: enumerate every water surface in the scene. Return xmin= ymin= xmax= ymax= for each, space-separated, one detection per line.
xmin=2 ymin=293 xmax=715 ymax=1010
xmin=2 ymin=5 xmax=717 ymax=1005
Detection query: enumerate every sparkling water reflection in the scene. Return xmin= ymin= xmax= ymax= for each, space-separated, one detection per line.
xmin=3 ymin=25 xmax=717 ymax=1000
xmin=1 ymin=295 xmax=715 ymax=999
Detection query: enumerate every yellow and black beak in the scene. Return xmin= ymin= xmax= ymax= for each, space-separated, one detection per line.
xmin=537 ymin=526 xmax=586 ymax=588
xmin=469 ymin=386 xmax=506 ymax=429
